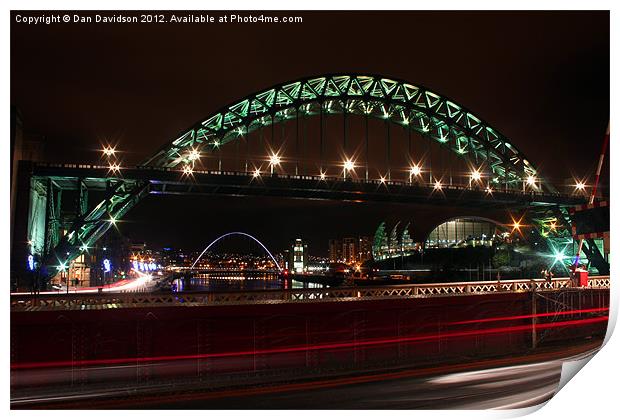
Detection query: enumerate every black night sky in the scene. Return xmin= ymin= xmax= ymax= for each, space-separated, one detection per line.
xmin=10 ymin=11 xmax=610 ymax=255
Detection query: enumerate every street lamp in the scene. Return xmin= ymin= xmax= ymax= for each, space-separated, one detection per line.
xmin=526 ymin=175 xmax=537 ymax=189
xmin=269 ymin=153 xmax=281 ymax=175
xmin=343 ymin=158 xmax=355 ymax=179
xmin=510 ymin=215 xmax=524 ymax=236
xmin=252 ymin=168 xmax=261 ymax=178
xmin=188 ymin=148 xmax=200 ymax=162
xmin=57 ymin=261 xmax=68 ymax=293
xmin=108 ymin=162 xmax=121 ymax=174
xmin=409 ymin=165 xmax=421 ymax=182
xmin=466 ymin=169 xmax=482 ymax=189
xmin=574 ymin=180 xmax=587 ymax=195
xmin=182 ymin=165 xmax=194 ymax=176
xmin=102 ymin=146 xmax=116 ymax=157
xmin=433 ymin=180 xmax=443 ymax=190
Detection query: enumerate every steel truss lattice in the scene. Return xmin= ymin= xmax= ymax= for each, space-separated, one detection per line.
xmin=144 ymin=74 xmax=547 ymax=191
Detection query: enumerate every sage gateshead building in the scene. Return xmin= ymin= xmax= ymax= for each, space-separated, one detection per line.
xmin=425 ymin=217 xmax=506 ymax=248
xmin=372 ymin=221 xmax=420 ymax=261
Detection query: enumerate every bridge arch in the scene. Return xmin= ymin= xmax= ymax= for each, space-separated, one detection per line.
xmin=144 ymin=74 xmax=548 ymax=192
xmin=190 ymin=232 xmax=282 ymax=271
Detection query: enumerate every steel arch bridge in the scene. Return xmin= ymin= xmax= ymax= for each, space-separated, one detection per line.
xmin=144 ymin=74 xmax=544 ymax=191
xmin=23 ymin=74 xmax=595 ymax=280
xmin=190 ymin=232 xmax=282 ymax=271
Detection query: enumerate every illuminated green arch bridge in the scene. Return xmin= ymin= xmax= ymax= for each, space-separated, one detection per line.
xmin=23 ymin=74 xmax=599 ymax=279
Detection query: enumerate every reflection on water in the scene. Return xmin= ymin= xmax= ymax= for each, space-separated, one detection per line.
xmin=172 ymin=273 xmax=328 ymax=292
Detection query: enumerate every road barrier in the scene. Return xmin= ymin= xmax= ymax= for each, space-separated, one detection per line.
xmin=10 ymin=276 xmax=609 ymax=312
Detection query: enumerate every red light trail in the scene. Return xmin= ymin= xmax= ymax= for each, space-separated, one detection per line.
xmin=446 ymin=306 xmax=609 ymax=325
xmin=11 ymin=315 xmax=608 ymax=370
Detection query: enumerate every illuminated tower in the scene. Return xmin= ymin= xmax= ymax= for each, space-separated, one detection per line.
xmin=329 ymin=239 xmax=343 ymax=263
xmin=342 ymin=238 xmax=358 ymax=265
xmin=290 ymin=239 xmax=308 ymax=274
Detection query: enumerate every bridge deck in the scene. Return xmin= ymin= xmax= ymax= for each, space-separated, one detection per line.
xmin=31 ymin=162 xmax=587 ymax=207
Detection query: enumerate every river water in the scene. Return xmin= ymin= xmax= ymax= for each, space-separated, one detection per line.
xmin=172 ymin=273 xmax=328 ymax=292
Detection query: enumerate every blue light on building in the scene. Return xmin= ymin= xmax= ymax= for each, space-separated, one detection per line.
xmin=103 ymin=258 xmax=111 ymax=273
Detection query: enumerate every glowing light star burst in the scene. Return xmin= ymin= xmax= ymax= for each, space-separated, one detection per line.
xmin=510 ymin=215 xmax=525 ymax=235
xmin=182 ymin=165 xmax=194 ymax=176
xmin=550 ymin=245 xmax=569 ymax=267
xmin=319 ymin=172 xmax=326 ymax=180
xmin=109 ymin=216 xmax=117 ymax=226
xmin=526 ymin=175 xmax=537 ymax=186
xmin=188 ymin=149 xmax=200 ymax=161
xmin=575 ymin=181 xmax=586 ymax=191
xmin=343 ymin=158 xmax=355 ymax=172
xmin=471 ymin=170 xmax=482 ymax=181
xmin=252 ymin=168 xmax=261 ymax=178
xmin=410 ymin=165 xmax=421 ymax=176
xmin=269 ymin=153 xmax=281 ymax=166
xmin=102 ymin=146 xmax=116 ymax=157
xmin=434 ymin=180 xmax=443 ymax=190
xmin=108 ymin=162 xmax=121 ymax=173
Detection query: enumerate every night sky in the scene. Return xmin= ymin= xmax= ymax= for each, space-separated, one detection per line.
xmin=11 ymin=11 xmax=610 ymax=255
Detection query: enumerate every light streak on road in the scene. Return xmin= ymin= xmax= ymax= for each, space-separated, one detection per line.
xmin=446 ymin=307 xmax=609 ymax=325
xmin=11 ymin=342 xmax=602 ymax=409
xmin=10 ymin=272 xmax=154 ymax=296
xmin=11 ymin=315 xmax=608 ymax=370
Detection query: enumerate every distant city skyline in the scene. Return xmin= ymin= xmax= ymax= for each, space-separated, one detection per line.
xmin=118 ymin=193 xmax=457 ymax=256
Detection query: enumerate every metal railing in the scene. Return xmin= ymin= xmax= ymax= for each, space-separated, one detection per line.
xmin=10 ymin=276 xmax=609 ymax=312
